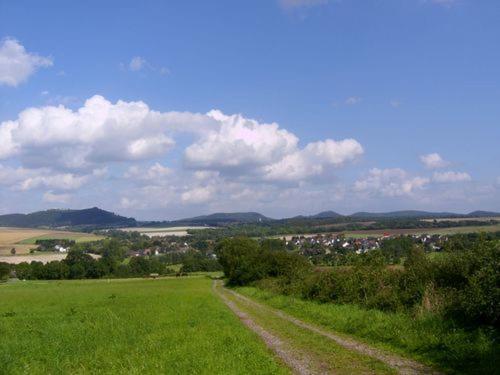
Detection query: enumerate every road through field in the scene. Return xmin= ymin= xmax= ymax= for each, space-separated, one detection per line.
xmin=215 ymin=281 xmax=440 ymax=375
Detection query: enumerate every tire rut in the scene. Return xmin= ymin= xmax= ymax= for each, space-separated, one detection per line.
xmin=221 ymin=283 xmax=441 ymax=375
xmin=213 ymin=281 xmax=322 ymax=375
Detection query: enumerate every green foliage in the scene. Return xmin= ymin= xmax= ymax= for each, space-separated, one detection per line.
xmin=236 ymin=286 xmax=499 ymax=374
xmin=216 ymin=237 xmax=311 ymax=286
xmin=216 ymin=237 xmax=268 ymax=285
xmin=0 ymin=262 xmax=10 ymax=281
xmin=180 ymin=252 xmax=221 ymax=273
xmin=379 ymin=236 xmax=413 ymax=264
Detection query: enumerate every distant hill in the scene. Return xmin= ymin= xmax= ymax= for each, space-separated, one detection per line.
xmin=350 ymin=210 xmax=457 ymax=219
xmin=310 ymin=211 xmax=343 ymax=219
xmin=0 ymin=207 xmax=136 ymax=229
xmin=171 ymin=212 xmax=273 ymax=226
xmin=350 ymin=210 xmax=500 ymax=219
xmin=467 ymin=210 xmax=500 ymax=217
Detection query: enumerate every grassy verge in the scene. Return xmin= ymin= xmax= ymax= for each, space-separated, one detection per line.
xmin=220 ymin=286 xmax=396 ymax=374
xmin=235 ymin=287 xmax=498 ymax=374
xmin=0 ymin=277 xmax=287 ymax=374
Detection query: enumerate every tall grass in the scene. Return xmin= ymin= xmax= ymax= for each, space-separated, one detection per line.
xmin=0 ymin=277 xmax=287 ymax=374
xmin=236 ymin=286 xmax=499 ymax=374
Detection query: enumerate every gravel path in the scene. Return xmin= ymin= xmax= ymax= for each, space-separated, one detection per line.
xmin=213 ymin=281 xmax=316 ymax=375
xmin=220 ymin=283 xmax=441 ymax=375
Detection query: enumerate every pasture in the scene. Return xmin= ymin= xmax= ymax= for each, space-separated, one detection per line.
xmin=0 ymin=277 xmax=286 ymax=375
xmin=0 ymin=227 xmax=104 ymax=255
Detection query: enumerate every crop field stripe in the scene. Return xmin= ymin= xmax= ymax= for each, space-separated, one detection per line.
xmin=220 ymin=283 xmax=439 ymax=375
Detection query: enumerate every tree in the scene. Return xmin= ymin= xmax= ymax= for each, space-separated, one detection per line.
xmin=216 ymin=237 xmax=268 ymax=285
xmin=0 ymin=262 xmax=10 ymax=281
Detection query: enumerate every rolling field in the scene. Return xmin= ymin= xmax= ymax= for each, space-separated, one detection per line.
xmin=0 ymin=227 xmax=104 ymax=255
xmin=0 ymin=277 xmax=287 ymax=375
xmin=120 ymin=226 xmax=212 ymax=237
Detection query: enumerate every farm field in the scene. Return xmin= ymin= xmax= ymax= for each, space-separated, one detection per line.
xmin=0 ymin=227 xmax=104 ymax=255
xmin=273 ymin=223 xmax=500 ymax=240
xmin=0 ymin=277 xmax=287 ymax=375
xmin=120 ymin=226 xmax=211 ymax=237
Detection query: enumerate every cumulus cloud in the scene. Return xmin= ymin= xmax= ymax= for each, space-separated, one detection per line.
xmin=185 ymin=110 xmax=363 ymax=182
xmin=181 ymin=186 xmax=215 ymax=204
xmin=263 ymin=139 xmax=363 ymax=181
xmin=124 ymin=163 xmax=172 ymax=181
xmin=0 ymin=38 xmax=53 ymax=87
xmin=0 ymin=164 xmax=94 ymax=192
xmin=185 ymin=110 xmax=299 ymax=170
xmin=433 ymin=171 xmax=471 ymax=183
xmin=0 ymin=95 xmax=180 ymax=170
xmin=354 ymin=168 xmax=429 ymax=197
xmin=1 ymin=95 xmax=365 ymax=213
xmin=420 ymin=153 xmax=450 ymax=169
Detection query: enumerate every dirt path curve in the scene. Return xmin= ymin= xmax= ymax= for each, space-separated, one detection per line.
xmin=213 ymin=280 xmax=320 ymax=375
xmin=221 ymin=283 xmax=441 ymax=375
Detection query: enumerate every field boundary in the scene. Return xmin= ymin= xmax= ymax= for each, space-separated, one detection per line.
xmin=221 ymin=283 xmax=441 ymax=375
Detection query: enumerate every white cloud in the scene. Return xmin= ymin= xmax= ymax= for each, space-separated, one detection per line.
xmin=0 ymin=95 xmax=180 ymax=170
xmin=19 ymin=173 xmax=88 ymax=191
xmin=185 ymin=110 xmax=299 ymax=170
xmin=184 ymin=110 xmax=363 ymax=182
xmin=433 ymin=171 xmax=471 ymax=183
xmin=0 ymin=38 xmax=53 ymax=87
xmin=345 ymin=96 xmax=362 ymax=105
xmin=0 ymin=164 xmax=96 ymax=192
xmin=263 ymin=139 xmax=363 ymax=181
xmin=420 ymin=153 xmax=450 ymax=169
xmin=129 ymin=56 xmax=147 ymax=71
xmin=354 ymin=168 xmax=429 ymax=197
xmin=124 ymin=163 xmax=172 ymax=181
xmin=181 ymin=186 xmax=215 ymax=204
xmin=43 ymin=191 xmax=71 ymax=204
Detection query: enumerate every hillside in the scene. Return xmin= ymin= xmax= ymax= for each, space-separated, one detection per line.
xmin=172 ymin=212 xmax=273 ymax=226
xmin=0 ymin=207 xmax=136 ymax=229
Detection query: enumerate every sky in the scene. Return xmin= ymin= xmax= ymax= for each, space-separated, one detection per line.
xmin=0 ymin=0 xmax=499 ymax=220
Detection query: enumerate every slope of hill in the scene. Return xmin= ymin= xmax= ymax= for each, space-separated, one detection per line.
xmin=350 ymin=210 xmax=458 ymax=219
xmin=310 ymin=211 xmax=343 ymax=219
xmin=0 ymin=207 xmax=136 ymax=229
xmin=172 ymin=212 xmax=273 ymax=226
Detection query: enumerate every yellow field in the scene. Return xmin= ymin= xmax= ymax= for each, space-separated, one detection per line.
xmin=0 ymin=227 xmax=104 ymax=255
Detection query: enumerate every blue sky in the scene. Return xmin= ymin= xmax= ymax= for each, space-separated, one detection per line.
xmin=0 ymin=0 xmax=499 ymax=220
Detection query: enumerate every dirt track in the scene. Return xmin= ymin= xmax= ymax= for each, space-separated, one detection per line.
xmin=215 ymin=281 xmax=440 ymax=375
xmin=213 ymin=280 xmax=314 ymax=374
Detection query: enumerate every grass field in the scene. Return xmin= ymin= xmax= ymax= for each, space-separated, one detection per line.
xmin=0 ymin=277 xmax=287 ymax=374
xmin=235 ymin=287 xmax=499 ymax=374
xmin=0 ymin=227 xmax=104 ymax=255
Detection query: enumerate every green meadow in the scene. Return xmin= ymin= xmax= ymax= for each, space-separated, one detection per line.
xmin=0 ymin=277 xmax=287 ymax=375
